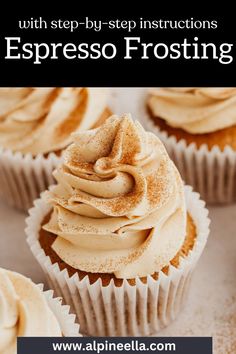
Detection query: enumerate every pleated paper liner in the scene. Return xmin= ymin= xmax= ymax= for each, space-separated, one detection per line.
xmin=144 ymin=116 xmax=236 ymax=204
xmin=26 ymin=186 xmax=210 ymax=336
xmin=40 ymin=284 xmax=81 ymax=336
xmin=0 ymin=147 xmax=61 ymax=212
xmin=0 ymin=107 xmax=112 ymax=212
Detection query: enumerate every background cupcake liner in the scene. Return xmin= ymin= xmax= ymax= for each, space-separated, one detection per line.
xmin=0 ymin=147 xmax=61 ymax=212
xmin=41 ymin=284 xmax=81 ymax=337
xmin=26 ymin=186 xmax=210 ymax=337
xmin=144 ymin=117 xmax=236 ymax=204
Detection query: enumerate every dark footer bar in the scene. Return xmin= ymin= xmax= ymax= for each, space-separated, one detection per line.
xmin=18 ymin=337 xmax=212 ymax=354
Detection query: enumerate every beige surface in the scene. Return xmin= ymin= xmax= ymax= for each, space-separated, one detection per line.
xmin=0 ymin=89 xmax=235 ymax=353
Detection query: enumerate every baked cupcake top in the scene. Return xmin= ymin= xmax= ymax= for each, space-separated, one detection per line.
xmin=0 ymin=268 xmax=61 ymax=353
xmin=148 ymin=88 xmax=236 ymax=134
xmin=0 ymin=87 xmax=108 ymax=155
xmin=43 ymin=114 xmax=186 ymax=279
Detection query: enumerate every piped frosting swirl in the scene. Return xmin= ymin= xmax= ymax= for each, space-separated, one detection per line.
xmin=43 ymin=114 xmax=186 ymax=279
xmin=0 ymin=87 xmax=108 ymax=155
xmin=148 ymin=88 xmax=236 ymax=134
xmin=0 ymin=268 xmax=61 ymax=354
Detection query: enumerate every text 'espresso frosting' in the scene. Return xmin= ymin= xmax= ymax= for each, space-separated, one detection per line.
xmin=148 ymin=88 xmax=236 ymax=134
xmin=0 ymin=87 xmax=108 ymax=155
xmin=43 ymin=114 xmax=186 ymax=279
xmin=0 ymin=268 xmax=61 ymax=354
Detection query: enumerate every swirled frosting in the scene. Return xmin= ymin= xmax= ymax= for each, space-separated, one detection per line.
xmin=148 ymin=88 xmax=236 ymax=134
xmin=0 ymin=268 xmax=61 ymax=354
xmin=0 ymin=87 xmax=108 ymax=155
xmin=43 ymin=114 xmax=186 ymax=279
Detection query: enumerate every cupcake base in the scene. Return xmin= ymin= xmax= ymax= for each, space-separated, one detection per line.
xmin=0 ymin=108 xmax=112 ymax=212
xmin=26 ymin=186 xmax=210 ymax=337
xmin=144 ymin=113 xmax=236 ymax=204
xmin=39 ymin=213 xmax=196 ymax=288
xmin=148 ymin=113 xmax=236 ymax=151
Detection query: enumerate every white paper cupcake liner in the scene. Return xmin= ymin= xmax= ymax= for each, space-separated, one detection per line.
xmin=144 ymin=116 xmax=236 ymax=204
xmin=0 ymin=147 xmax=62 ymax=212
xmin=40 ymin=284 xmax=81 ymax=337
xmin=26 ymin=186 xmax=210 ymax=337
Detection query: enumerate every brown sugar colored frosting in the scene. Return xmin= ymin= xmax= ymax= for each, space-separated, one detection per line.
xmin=43 ymin=114 xmax=187 ymax=279
xmin=0 ymin=87 xmax=108 ymax=155
xmin=0 ymin=268 xmax=61 ymax=354
xmin=148 ymin=88 xmax=236 ymax=134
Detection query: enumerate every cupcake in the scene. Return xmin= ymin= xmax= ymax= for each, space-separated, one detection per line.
xmin=0 ymin=267 xmax=80 ymax=353
xmin=26 ymin=114 xmax=210 ymax=336
xmin=146 ymin=88 xmax=236 ymax=203
xmin=0 ymin=87 xmax=110 ymax=211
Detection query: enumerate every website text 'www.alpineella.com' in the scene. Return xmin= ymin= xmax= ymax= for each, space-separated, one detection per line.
xmin=51 ymin=339 xmax=176 ymax=353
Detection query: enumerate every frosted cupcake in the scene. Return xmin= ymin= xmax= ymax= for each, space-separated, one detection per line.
xmin=26 ymin=114 xmax=210 ymax=336
xmin=146 ymin=88 xmax=236 ymax=203
xmin=0 ymin=267 xmax=80 ymax=353
xmin=0 ymin=87 xmax=110 ymax=211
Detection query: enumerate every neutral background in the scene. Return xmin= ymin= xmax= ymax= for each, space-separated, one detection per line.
xmin=0 ymin=89 xmax=235 ymax=353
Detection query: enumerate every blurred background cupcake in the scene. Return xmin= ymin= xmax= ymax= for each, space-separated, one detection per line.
xmin=0 ymin=87 xmax=111 ymax=211
xmin=146 ymin=88 xmax=236 ymax=204
xmin=26 ymin=114 xmax=210 ymax=336
xmin=0 ymin=267 xmax=80 ymax=352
